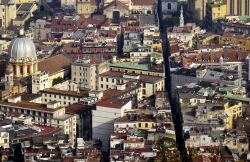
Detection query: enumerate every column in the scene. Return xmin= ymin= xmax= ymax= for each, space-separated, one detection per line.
xmin=23 ymin=65 xmax=28 ymax=76
xmin=15 ymin=65 xmax=20 ymax=77
xmin=34 ymin=63 xmax=38 ymax=73
xmin=29 ymin=64 xmax=33 ymax=74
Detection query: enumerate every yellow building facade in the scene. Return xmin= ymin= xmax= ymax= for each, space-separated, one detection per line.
xmin=210 ymin=3 xmax=227 ymax=20
xmin=76 ymin=0 xmax=97 ymax=17
xmin=224 ymin=102 xmax=242 ymax=129
xmin=136 ymin=121 xmax=155 ymax=130
xmin=219 ymin=35 xmax=250 ymax=51
xmin=0 ymin=0 xmax=16 ymax=28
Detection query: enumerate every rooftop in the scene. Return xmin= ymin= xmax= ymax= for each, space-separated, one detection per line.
xmin=40 ymin=88 xmax=88 ymax=98
xmin=66 ymin=103 xmax=94 ymax=114
xmin=99 ymin=71 xmax=163 ymax=83
xmin=110 ymin=62 xmax=150 ymax=71
xmin=96 ymin=99 xmax=130 ymax=109
xmin=0 ymin=101 xmax=63 ymax=113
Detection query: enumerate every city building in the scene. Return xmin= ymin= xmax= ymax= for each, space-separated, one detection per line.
xmin=40 ymin=88 xmax=92 ymax=107
xmin=188 ymin=0 xmax=210 ymax=21
xmin=0 ymin=96 xmax=77 ymax=143
xmin=38 ymin=54 xmax=72 ymax=87
xmin=98 ymin=71 xmax=164 ymax=98
xmin=219 ymin=33 xmax=250 ymax=51
xmin=7 ymin=29 xmax=38 ymax=78
xmin=226 ymin=0 xmax=250 ymax=16
xmin=32 ymin=19 xmax=51 ymax=41
xmin=129 ymin=0 xmax=156 ymax=14
xmin=206 ymin=1 xmax=227 ymax=28
xmin=93 ymin=99 xmax=132 ymax=151
xmin=224 ymin=101 xmax=243 ymax=129
xmin=61 ymin=0 xmax=76 ymax=9
xmin=71 ymin=58 xmax=109 ymax=91
xmin=66 ymin=103 xmax=93 ymax=140
xmin=76 ymin=0 xmax=97 ymax=17
xmin=103 ymin=0 xmax=129 ymax=19
xmin=0 ymin=0 xmax=16 ymax=28
xmin=32 ymin=71 xmax=50 ymax=94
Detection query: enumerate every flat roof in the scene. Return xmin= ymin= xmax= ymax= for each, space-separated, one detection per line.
xmin=110 ymin=62 xmax=150 ymax=71
xmin=0 ymin=101 xmax=63 ymax=113
xmin=99 ymin=71 xmax=163 ymax=83
xmin=96 ymin=99 xmax=130 ymax=109
xmin=223 ymin=94 xmax=250 ymax=102
xmin=66 ymin=103 xmax=94 ymax=114
xmin=53 ymin=114 xmax=74 ymax=121
xmin=40 ymin=88 xmax=88 ymax=98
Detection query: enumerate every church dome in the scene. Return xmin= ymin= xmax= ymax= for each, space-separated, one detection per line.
xmin=8 ymin=30 xmax=37 ymax=62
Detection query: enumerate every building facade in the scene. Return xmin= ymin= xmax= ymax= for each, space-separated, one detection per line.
xmin=0 ymin=98 xmax=76 ymax=143
xmin=226 ymin=0 xmax=250 ymax=16
xmin=0 ymin=0 xmax=16 ymax=28
xmin=224 ymin=101 xmax=242 ymax=129
xmin=8 ymin=29 xmax=38 ymax=78
xmin=71 ymin=59 xmax=109 ymax=91
xmin=93 ymin=100 xmax=132 ymax=151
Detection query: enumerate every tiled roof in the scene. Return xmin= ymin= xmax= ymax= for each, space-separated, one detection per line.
xmin=131 ymin=0 xmax=156 ymax=6
xmin=66 ymin=103 xmax=95 ymax=114
xmin=38 ymin=54 xmax=72 ymax=75
xmin=104 ymin=0 xmax=129 ymax=10
xmin=96 ymin=99 xmax=129 ymax=109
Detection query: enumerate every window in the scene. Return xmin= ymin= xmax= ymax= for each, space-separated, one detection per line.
xmin=106 ymin=78 xmax=108 ymax=82
xmin=112 ymin=79 xmax=114 ymax=83
xmin=101 ymin=77 xmax=103 ymax=81
xmin=106 ymin=85 xmax=109 ymax=89
xmin=101 ymin=84 xmax=103 ymax=88
xmin=145 ymin=123 xmax=148 ymax=128
xmin=138 ymin=123 xmax=141 ymax=127
xmin=167 ymin=3 xmax=171 ymax=10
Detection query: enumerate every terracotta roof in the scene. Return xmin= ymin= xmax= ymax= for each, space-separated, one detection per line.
xmin=192 ymin=155 xmax=211 ymax=162
xmin=96 ymin=99 xmax=130 ymax=109
xmin=131 ymin=0 xmax=156 ymax=6
xmin=104 ymin=0 xmax=129 ymax=10
xmin=38 ymin=54 xmax=72 ymax=75
xmin=66 ymin=103 xmax=95 ymax=114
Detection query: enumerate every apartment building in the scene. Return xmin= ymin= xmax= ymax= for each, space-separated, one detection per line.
xmin=71 ymin=58 xmax=109 ymax=91
xmin=40 ymin=88 xmax=91 ymax=107
xmin=0 ymin=0 xmax=16 ymax=28
xmin=224 ymin=101 xmax=242 ymax=129
xmin=98 ymin=71 xmax=164 ymax=98
xmin=76 ymin=0 xmax=97 ymax=17
xmin=0 ymin=97 xmax=76 ymax=143
xmin=32 ymin=71 xmax=50 ymax=94
xmin=226 ymin=0 xmax=250 ymax=16
xmin=93 ymin=99 xmax=132 ymax=151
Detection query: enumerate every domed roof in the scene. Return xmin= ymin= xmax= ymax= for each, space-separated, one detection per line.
xmin=8 ymin=31 xmax=37 ymax=61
